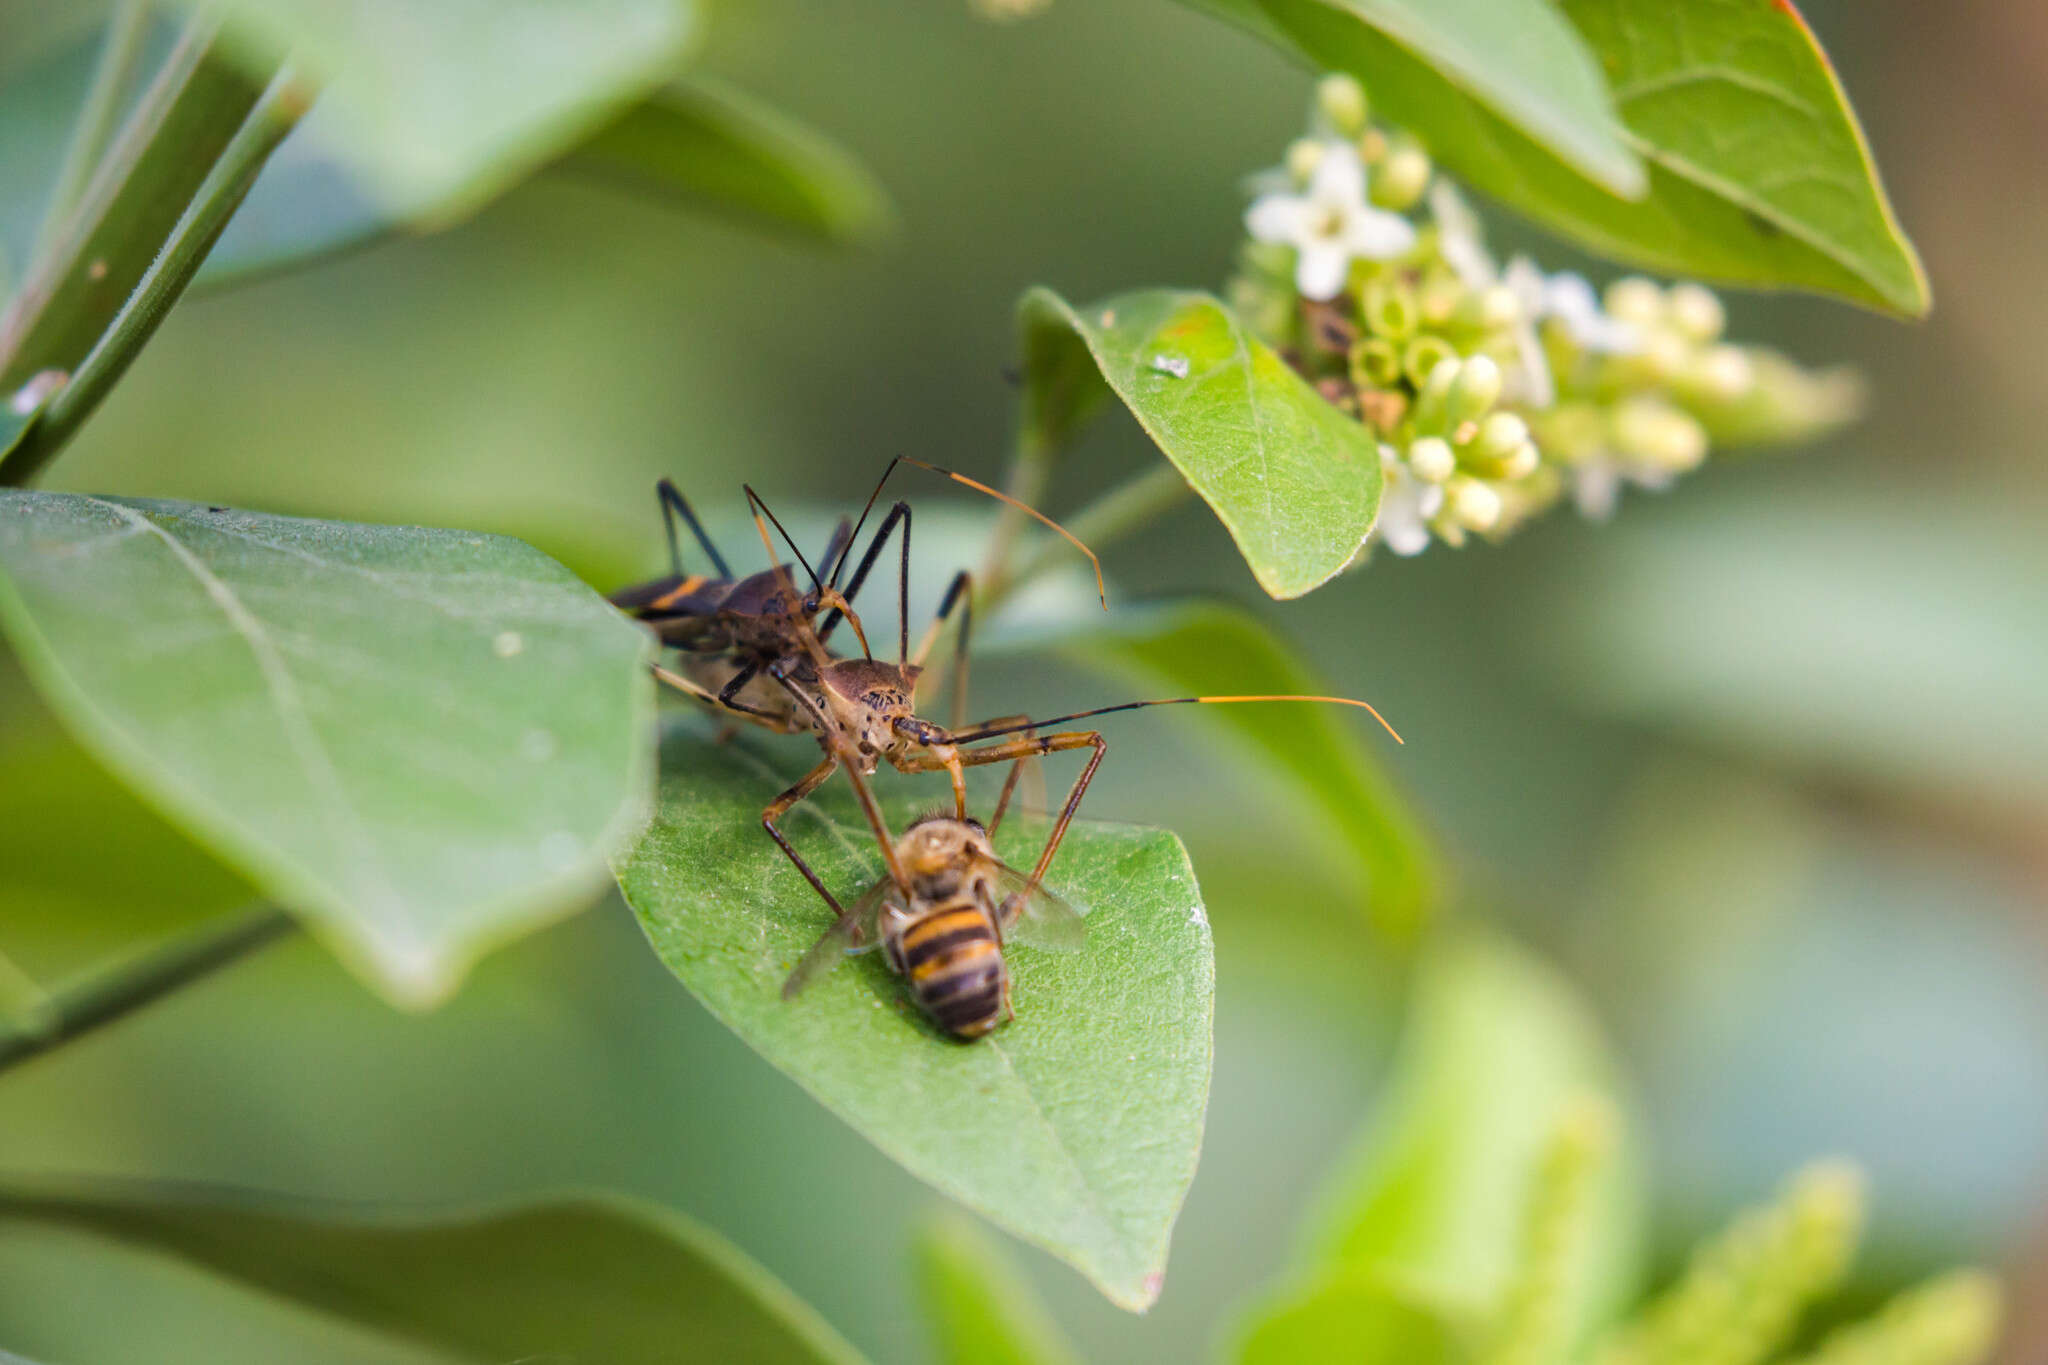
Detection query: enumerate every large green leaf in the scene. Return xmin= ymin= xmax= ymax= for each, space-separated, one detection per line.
xmin=916 ymin=1212 xmax=1080 ymax=1365
xmin=1303 ymin=932 xmax=1642 ymax=1342
xmin=615 ymin=722 xmax=1214 ymax=1312
xmin=186 ymin=0 xmax=701 ymax=223
xmin=203 ymin=78 xmax=891 ymax=285
xmin=1246 ymin=0 xmax=1925 ymax=315
xmin=1525 ymin=487 xmax=2048 ymax=814
xmin=0 ymin=661 xmax=255 ymax=1030
xmin=562 ymin=79 xmax=893 ymax=245
xmin=1018 ymin=287 xmax=1382 ymax=600
xmin=0 ymin=1185 xmax=867 ymax=1365
xmin=1019 ymin=600 xmax=1440 ymax=939
xmin=1335 ymin=0 xmax=1638 ymax=193
xmin=0 ymin=492 xmax=655 ymax=1007
xmin=1235 ymin=1275 xmax=1465 ymax=1365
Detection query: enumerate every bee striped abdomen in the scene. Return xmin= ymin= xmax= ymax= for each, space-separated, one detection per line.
xmin=899 ymin=903 xmax=1008 ymax=1039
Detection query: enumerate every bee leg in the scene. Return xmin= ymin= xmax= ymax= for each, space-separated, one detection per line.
xmin=761 ymin=756 xmax=847 ymax=916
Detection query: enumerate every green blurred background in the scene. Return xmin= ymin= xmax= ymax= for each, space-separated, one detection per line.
xmin=4 ymin=1 xmax=2047 ymax=1360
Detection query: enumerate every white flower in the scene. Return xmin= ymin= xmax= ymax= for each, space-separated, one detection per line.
xmin=1246 ymin=143 xmax=1417 ymax=301
xmin=1536 ymin=268 xmax=1644 ymax=355
xmin=1567 ymin=455 xmax=1675 ymax=520
xmin=1429 ymin=181 xmax=1496 ymax=291
xmin=1371 ymin=445 xmax=1443 ymax=556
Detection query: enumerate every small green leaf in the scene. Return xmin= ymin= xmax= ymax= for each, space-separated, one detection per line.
xmin=0 ymin=492 xmax=655 ymax=1008
xmin=185 ymin=0 xmax=702 ymax=223
xmin=1236 ymin=1275 xmax=1466 ymax=1365
xmin=1247 ymin=0 xmax=1926 ymax=314
xmin=1303 ymin=932 xmax=1642 ymax=1343
xmin=562 ymin=79 xmax=894 ymax=245
xmin=916 ymin=1211 xmax=1080 ymax=1365
xmin=1017 ymin=600 xmax=1440 ymax=938
xmin=1018 ymin=287 xmax=1382 ymax=600
xmin=0 ymin=1185 xmax=868 ymax=1365
xmin=615 ymin=723 xmax=1214 ymax=1312
xmin=0 ymin=26 xmax=263 ymax=390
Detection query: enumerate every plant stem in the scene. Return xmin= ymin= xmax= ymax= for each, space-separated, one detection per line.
xmin=1 ymin=65 xmax=307 ymax=487
xmin=975 ymin=424 xmax=1058 ymax=592
xmin=30 ymin=1 xmax=155 ymax=264
xmin=0 ymin=907 xmax=296 ymax=1077
xmin=1002 ymin=461 xmax=1191 ymax=600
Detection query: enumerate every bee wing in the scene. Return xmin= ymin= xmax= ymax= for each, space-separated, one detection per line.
xmin=780 ymin=877 xmax=890 ymax=1000
xmin=990 ymin=862 xmax=1086 ymax=954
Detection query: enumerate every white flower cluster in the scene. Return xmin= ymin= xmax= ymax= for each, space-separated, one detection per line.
xmin=1230 ymin=75 xmax=1863 ymax=561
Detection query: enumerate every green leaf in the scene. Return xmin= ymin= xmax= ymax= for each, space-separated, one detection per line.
xmin=1236 ymin=1275 xmax=1466 ymax=1365
xmin=0 ymin=491 xmax=655 ymax=1008
xmin=615 ymin=723 xmax=1214 ymax=1312
xmin=915 ymin=1211 xmax=1080 ymax=1365
xmin=203 ymin=77 xmax=891 ymax=286
xmin=1018 ymin=287 xmax=1382 ymax=600
xmin=0 ymin=24 xmax=264 ymax=390
xmin=1525 ymin=487 xmax=2048 ymax=815
xmin=1304 ymin=932 xmax=1642 ymax=1343
xmin=1334 ymin=0 xmax=1640 ymax=194
xmin=1248 ymin=0 xmax=1926 ymax=315
xmin=0 ymin=664 xmax=255 ymax=1030
xmin=1024 ymin=600 xmax=1440 ymax=939
xmin=561 ymin=79 xmax=894 ymax=245
xmin=0 ymin=1185 xmax=868 ymax=1365
xmin=185 ymin=0 xmax=702 ymax=223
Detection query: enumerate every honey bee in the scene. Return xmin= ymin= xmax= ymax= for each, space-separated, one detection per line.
xmin=781 ymin=814 xmax=1085 ymax=1040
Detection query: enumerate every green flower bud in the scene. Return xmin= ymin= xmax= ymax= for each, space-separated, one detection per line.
xmin=1471 ymin=410 xmax=1528 ymax=459
xmin=1285 ymin=137 xmax=1326 ymax=185
xmin=1316 ymin=73 xmax=1369 ymax=136
xmin=1446 ymin=475 xmax=1503 ymax=532
xmin=1418 ymin=273 xmax=1464 ymax=330
xmin=1446 ymin=353 xmax=1503 ymax=425
xmin=1405 ymin=337 xmax=1460 ymax=396
xmin=1497 ymin=440 xmax=1540 ymax=481
xmin=1604 ymin=275 xmax=1665 ymax=327
xmin=1372 ymin=135 xmax=1431 ymax=211
xmin=1529 ymin=401 xmax=1606 ymax=462
xmin=1361 ymin=277 xmax=1418 ymax=339
xmin=1459 ymin=283 xmax=1521 ymax=334
xmin=1407 ymin=435 xmax=1456 ymax=483
xmin=1611 ymin=396 xmax=1708 ymax=472
xmin=1668 ymin=282 xmax=1726 ymax=342
xmin=1689 ymin=343 xmax=1754 ymax=400
xmin=1350 ymin=336 xmax=1404 ymax=389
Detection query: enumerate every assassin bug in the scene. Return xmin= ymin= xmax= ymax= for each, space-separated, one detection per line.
xmin=612 ymin=457 xmax=1102 ymax=725
xmin=649 ymin=475 xmax=1401 ymax=928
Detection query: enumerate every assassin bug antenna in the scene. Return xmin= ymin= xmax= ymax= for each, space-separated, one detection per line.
xmin=743 ymin=485 xmax=824 ymax=594
xmin=745 ymin=489 xmax=870 ymax=663
xmin=947 ymin=693 xmax=1404 ymax=745
xmin=828 ymin=455 xmax=1109 ymax=611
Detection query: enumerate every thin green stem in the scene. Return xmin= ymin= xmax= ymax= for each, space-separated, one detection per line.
xmin=1002 ymin=461 xmax=1191 ymax=601
xmin=0 ymin=907 xmax=296 ymax=1077
xmin=30 ymin=1 xmax=155 ymax=263
xmin=975 ymin=424 xmax=1059 ymax=592
xmin=2 ymin=65 xmax=307 ymax=487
